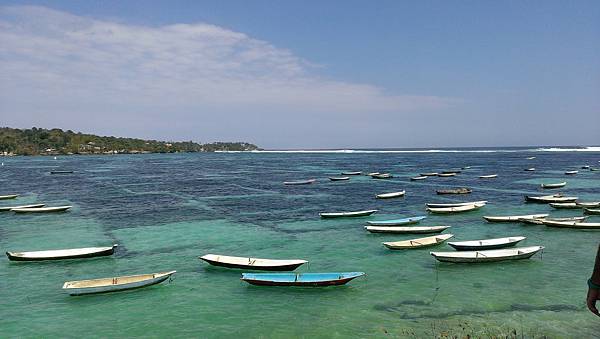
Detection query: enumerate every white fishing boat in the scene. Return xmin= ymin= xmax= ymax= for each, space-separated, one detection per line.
xmin=447 ymin=236 xmax=526 ymax=251
xmin=526 ymin=157 xmax=536 ymax=160
xmin=525 ymin=194 xmax=578 ymax=203
xmin=63 ymin=271 xmax=176 ymax=296
xmin=376 ymin=190 xmax=405 ymax=199
xmin=437 ymin=173 xmax=456 ymax=177
xmin=365 ymin=225 xmax=450 ymax=234
xmin=427 ymin=203 xmax=485 ymax=214
xmin=320 ymin=209 xmax=378 ymax=218
xmin=372 ymin=173 xmax=393 ymax=179
xmin=0 ymin=203 xmax=45 ymax=212
xmin=366 ymin=216 xmax=427 ymax=226
xmin=341 ymin=171 xmax=362 ymax=175
xmin=12 ymin=205 xmax=72 ymax=213
xmin=564 ymin=170 xmax=578 ymax=175
xmin=383 ymin=234 xmax=454 ymax=250
xmin=582 ymin=165 xmax=590 ymax=169
xmin=479 ymin=174 xmax=498 ymax=179
xmin=410 ymin=176 xmax=427 ymax=181
xmin=283 ymin=179 xmax=316 ymax=185
xmin=519 ymin=216 xmax=588 ymax=225
xmin=0 ymin=194 xmax=18 ymax=200
xmin=483 ymin=214 xmax=548 ymax=222
xmin=199 ymin=254 xmax=307 ymax=271
xmin=367 ymin=172 xmax=380 ymax=176
xmin=541 ymin=182 xmax=566 ymax=189
xmin=577 ymin=202 xmax=600 ymax=208
xmin=524 ymin=168 xmax=536 ymax=171
xmin=426 ymin=201 xmax=487 ymax=208
xmin=549 ymin=202 xmax=579 ymax=209
xmin=584 ymin=208 xmax=600 ymax=215
xmin=420 ymin=172 xmax=438 ymax=176
xmin=542 ymin=220 xmax=600 ymax=229
xmin=6 ymin=244 xmax=117 ymax=261
xmin=329 ymin=176 xmax=350 ymax=181
xmin=430 ymin=246 xmax=544 ymax=263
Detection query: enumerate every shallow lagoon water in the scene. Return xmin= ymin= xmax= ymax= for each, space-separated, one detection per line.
xmin=1 ymin=151 xmax=599 ymax=337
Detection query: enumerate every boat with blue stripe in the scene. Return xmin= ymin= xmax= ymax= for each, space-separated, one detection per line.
xmin=366 ymin=216 xmax=426 ymax=226
xmin=241 ymin=272 xmax=365 ymax=286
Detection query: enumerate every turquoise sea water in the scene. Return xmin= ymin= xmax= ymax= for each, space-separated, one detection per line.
xmin=1 ymin=151 xmax=599 ymax=338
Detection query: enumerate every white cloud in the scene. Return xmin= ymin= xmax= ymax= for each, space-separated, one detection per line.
xmin=0 ymin=5 xmax=457 ymax=146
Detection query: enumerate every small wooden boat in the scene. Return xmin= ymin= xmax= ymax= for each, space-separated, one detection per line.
xmin=12 ymin=205 xmax=72 ymax=213
xmin=590 ymin=167 xmax=600 ymax=171
xmin=427 ymin=203 xmax=485 ymax=214
xmin=410 ymin=176 xmax=427 ymax=181
xmin=383 ymin=234 xmax=454 ymax=250
xmin=541 ymin=182 xmax=566 ymax=189
xmin=240 ymin=272 xmax=365 ymax=287
xmin=420 ymin=172 xmax=438 ymax=176
xmin=577 ymin=202 xmax=600 ymax=208
xmin=0 ymin=194 xmax=18 ymax=200
xmin=6 ymin=244 xmax=117 ymax=261
xmin=584 ymin=208 xmax=600 ymax=215
xmin=367 ymin=172 xmax=380 ymax=176
xmin=524 ymin=168 xmax=536 ymax=171
xmin=376 ymin=190 xmax=405 ymax=199
xmin=63 ymin=271 xmax=176 ymax=296
xmin=284 ymin=179 xmax=316 ymax=185
xmin=0 ymin=203 xmax=45 ymax=212
xmin=519 ymin=216 xmax=587 ymax=225
xmin=564 ymin=170 xmax=578 ymax=175
xmin=426 ymin=201 xmax=487 ymax=208
xmin=549 ymin=202 xmax=580 ymax=209
xmin=525 ymin=194 xmax=578 ymax=203
xmin=372 ymin=173 xmax=393 ymax=179
xmin=447 ymin=236 xmax=525 ymax=251
xmin=365 ymin=225 xmax=450 ymax=234
xmin=430 ymin=246 xmax=544 ymax=263
xmin=366 ymin=216 xmax=427 ymax=226
xmin=50 ymin=170 xmax=74 ymax=174
xmin=483 ymin=213 xmax=548 ymax=222
xmin=437 ymin=173 xmax=456 ymax=177
xmin=526 ymin=156 xmax=536 ymax=160
xmin=542 ymin=220 xmax=600 ymax=229
xmin=436 ymin=188 xmax=472 ymax=195
xmin=442 ymin=170 xmax=462 ymax=174
xmin=329 ymin=176 xmax=350 ymax=181
xmin=341 ymin=171 xmax=362 ymax=176
xmin=479 ymin=174 xmax=497 ymax=179
xmin=320 ymin=209 xmax=378 ymax=218
xmin=199 ymin=254 xmax=307 ymax=271
xmin=581 ymin=165 xmax=590 ymax=169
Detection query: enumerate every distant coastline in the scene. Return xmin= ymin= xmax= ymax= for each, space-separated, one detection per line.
xmin=0 ymin=127 xmax=259 ymax=156
xmin=248 ymin=146 xmax=600 ymax=153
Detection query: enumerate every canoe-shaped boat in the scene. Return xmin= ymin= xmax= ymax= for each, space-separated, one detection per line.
xmin=410 ymin=176 xmax=427 ymax=181
xmin=0 ymin=203 xmax=45 ymax=212
xmin=582 ymin=165 xmax=591 ymax=169
xmin=341 ymin=171 xmax=362 ymax=176
xmin=426 ymin=201 xmax=487 ymax=208
xmin=542 ymin=220 xmax=600 ymax=229
xmin=436 ymin=188 xmax=472 ymax=195
xmin=367 ymin=172 xmax=380 ymax=176
xmin=550 ymin=202 xmax=579 ymax=209
xmin=12 ymin=205 xmax=72 ymax=213
xmin=541 ymin=182 xmax=566 ymax=189
xmin=320 ymin=209 xmax=378 ymax=218
xmin=376 ymin=190 xmax=405 ymax=199
xmin=437 ymin=173 xmax=456 ymax=177
xmin=565 ymin=170 xmax=578 ymax=175
xmin=420 ymin=172 xmax=438 ymax=176
xmin=584 ymin=208 xmax=600 ymax=215
xmin=442 ymin=170 xmax=462 ymax=174
xmin=479 ymin=174 xmax=498 ymax=179
xmin=383 ymin=234 xmax=454 ymax=250
xmin=430 ymin=246 xmax=544 ymax=263
xmin=50 ymin=170 xmax=74 ymax=174
xmin=447 ymin=236 xmax=525 ymax=251
xmin=525 ymin=195 xmax=578 ymax=203
xmin=427 ymin=203 xmax=485 ymax=214
xmin=0 ymin=194 xmax=18 ymax=200
xmin=590 ymin=167 xmax=600 ymax=171
xmin=366 ymin=215 xmax=427 ymax=226
xmin=526 ymin=156 xmax=536 ymax=160
xmin=241 ymin=272 xmax=365 ymax=287
xmin=199 ymin=254 xmax=307 ymax=271
xmin=524 ymin=168 xmax=536 ymax=171
xmin=577 ymin=202 xmax=600 ymax=208
xmin=63 ymin=270 xmax=176 ymax=296
xmin=372 ymin=173 xmax=393 ymax=179
xmin=329 ymin=176 xmax=350 ymax=181
xmin=519 ymin=216 xmax=588 ymax=225
xmin=283 ymin=179 xmax=316 ymax=185
xmin=6 ymin=244 xmax=117 ymax=261
xmin=365 ymin=225 xmax=450 ymax=234
xmin=483 ymin=214 xmax=548 ymax=222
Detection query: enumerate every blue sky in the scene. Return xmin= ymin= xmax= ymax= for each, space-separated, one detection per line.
xmin=0 ymin=1 xmax=598 ymax=148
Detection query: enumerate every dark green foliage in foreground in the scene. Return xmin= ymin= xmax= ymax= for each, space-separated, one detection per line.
xmin=0 ymin=127 xmax=259 ymax=155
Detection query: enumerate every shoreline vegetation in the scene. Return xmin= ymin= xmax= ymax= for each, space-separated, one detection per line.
xmin=0 ymin=127 xmax=259 ymax=156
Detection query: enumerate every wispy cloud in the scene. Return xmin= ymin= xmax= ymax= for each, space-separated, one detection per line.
xmin=0 ymin=5 xmax=457 ymax=146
